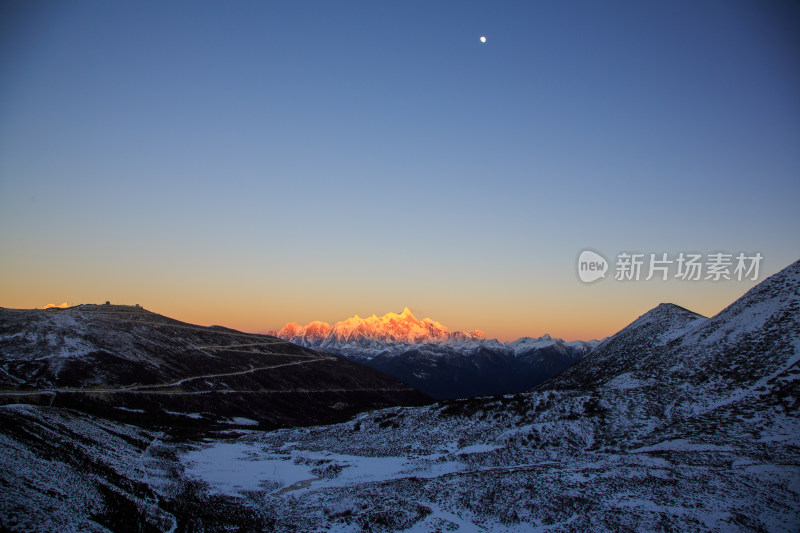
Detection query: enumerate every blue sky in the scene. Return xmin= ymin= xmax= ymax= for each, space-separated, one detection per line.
xmin=1 ymin=1 xmax=798 ymax=339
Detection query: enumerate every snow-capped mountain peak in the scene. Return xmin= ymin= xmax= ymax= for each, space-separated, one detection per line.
xmin=275 ymin=309 xmax=472 ymax=347
xmin=273 ymin=310 xmax=600 ymax=367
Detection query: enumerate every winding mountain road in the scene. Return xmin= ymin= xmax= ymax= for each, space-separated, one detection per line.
xmin=0 ymin=353 xmax=416 ymax=397
xmin=0 ymin=356 xmax=343 ymax=396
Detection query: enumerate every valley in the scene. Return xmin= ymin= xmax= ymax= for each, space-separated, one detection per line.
xmin=1 ymin=260 xmax=799 ymax=531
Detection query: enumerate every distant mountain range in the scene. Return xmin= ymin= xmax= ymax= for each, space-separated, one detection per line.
xmin=272 ymin=308 xmax=601 ymax=399
xmin=272 ymin=307 xmax=486 ymax=348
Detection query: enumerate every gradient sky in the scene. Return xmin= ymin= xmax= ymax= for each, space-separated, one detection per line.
xmin=1 ymin=1 xmax=799 ymax=341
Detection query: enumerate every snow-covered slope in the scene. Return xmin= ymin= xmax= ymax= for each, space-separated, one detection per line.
xmin=543 ymin=259 xmax=800 ymax=437
xmin=0 ymin=404 xmax=179 ymax=532
xmin=544 ymin=303 xmax=707 ymax=391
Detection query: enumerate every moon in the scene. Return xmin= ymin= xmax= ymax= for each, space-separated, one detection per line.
xmin=480 ymin=36 xmax=486 ymax=43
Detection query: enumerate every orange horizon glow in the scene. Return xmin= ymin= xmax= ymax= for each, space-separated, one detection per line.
xmin=11 ymin=299 xmax=630 ymax=342
xmin=0 ymin=289 xmax=745 ymax=344
xmin=40 ymin=302 xmax=69 ymax=310
xmin=3 ymin=262 xmax=784 ymax=345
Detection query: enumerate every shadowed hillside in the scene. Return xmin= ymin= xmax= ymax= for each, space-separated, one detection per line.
xmin=0 ymin=304 xmax=430 ymax=433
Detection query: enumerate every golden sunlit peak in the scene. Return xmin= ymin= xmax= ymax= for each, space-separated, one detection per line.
xmin=276 ymin=307 xmax=466 ymax=345
xmin=41 ymin=302 xmax=69 ymax=310
xmin=470 ymin=329 xmax=487 ymax=339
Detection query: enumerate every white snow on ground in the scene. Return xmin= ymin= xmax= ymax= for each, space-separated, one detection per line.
xmin=403 ymin=501 xmax=501 ymax=532
xmin=116 ymin=406 xmax=146 ymax=413
xmin=181 ymin=441 xmax=466 ymax=497
xmin=603 ymin=372 xmax=644 ymax=390
xmin=222 ymin=417 xmax=259 ymax=426
xmin=163 ymin=410 xmax=203 ymax=419
xmin=182 ymin=443 xmax=311 ymax=496
xmin=455 ymin=443 xmax=502 ymax=454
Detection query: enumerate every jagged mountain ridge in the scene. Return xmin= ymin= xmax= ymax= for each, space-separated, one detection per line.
xmin=273 ymin=307 xmax=601 ymax=399
xmin=273 ymin=307 xmax=599 ymax=357
xmin=274 ymin=307 xmax=486 ymax=350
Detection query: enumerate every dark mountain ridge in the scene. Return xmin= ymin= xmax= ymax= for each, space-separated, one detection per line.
xmin=369 ymin=341 xmax=590 ymax=399
xmin=0 ymin=303 xmax=430 ymax=433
